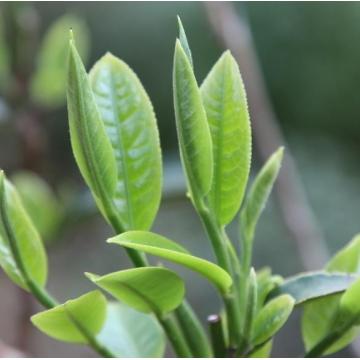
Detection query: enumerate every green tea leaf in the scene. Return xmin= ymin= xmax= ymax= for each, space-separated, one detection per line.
xmin=86 ymin=267 xmax=185 ymax=315
xmin=89 ymin=53 xmax=162 ymax=230
xmin=251 ymin=294 xmax=294 ymax=346
xmin=256 ymin=268 xmax=283 ymax=312
xmin=67 ymin=36 xmax=117 ymax=216
xmin=269 ymin=272 xmax=357 ymax=304
xmin=0 ymin=171 xmax=47 ymax=290
xmin=11 ymin=171 xmax=63 ymax=242
xmin=248 ymin=340 xmax=273 ymax=358
xmin=201 ymin=51 xmax=251 ymax=225
xmin=173 ymin=39 xmax=213 ymax=199
xmin=240 ymin=147 xmax=283 ymax=242
xmin=108 ymin=231 xmax=232 ymax=294
xmin=31 ymin=290 xmax=106 ymax=344
xmin=31 ymin=15 xmax=89 ymax=107
xmin=97 ymin=302 xmax=165 ymax=357
xmin=177 ymin=16 xmax=193 ymax=67
xmin=339 ymin=277 xmax=360 ymax=322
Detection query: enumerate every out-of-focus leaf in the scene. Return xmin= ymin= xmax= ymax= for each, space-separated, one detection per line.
xmin=173 ymin=39 xmax=213 ymax=199
xmin=11 ymin=171 xmax=63 ymax=242
xmin=0 ymin=171 xmax=47 ymax=290
xmin=201 ymin=51 xmax=251 ymax=225
xmin=248 ymin=340 xmax=273 ymax=358
xmin=89 ymin=53 xmax=162 ymax=231
xmin=67 ymin=35 xmax=117 ymax=218
xmin=251 ymin=295 xmax=294 ymax=346
xmin=31 ymin=15 xmax=89 ymax=107
xmin=31 ymin=291 xmax=106 ymax=344
xmin=269 ymin=272 xmax=357 ymax=304
xmin=339 ymin=277 xmax=360 ymax=322
xmin=108 ymin=231 xmax=232 ymax=294
xmin=97 ymin=302 xmax=165 ymax=357
xmin=256 ymin=268 xmax=283 ymax=312
xmin=177 ymin=16 xmax=193 ymax=67
xmin=0 ymin=10 xmax=10 ymax=92
xmin=86 ymin=267 xmax=184 ymax=315
xmin=240 ymin=147 xmax=283 ymax=242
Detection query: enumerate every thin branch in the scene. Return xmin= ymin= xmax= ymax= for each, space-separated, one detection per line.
xmin=203 ymin=1 xmax=329 ymax=270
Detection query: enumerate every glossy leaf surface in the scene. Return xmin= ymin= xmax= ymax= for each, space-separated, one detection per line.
xmin=251 ymin=295 xmax=294 ymax=346
xmin=87 ymin=267 xmax=184 ymax=314
xmin=201 ymin=51 xmax=251 ymax=225
xmin=269 ymin=272 xmax=357 ymax=304
xmin=89 ymin=53 xmax=162 ymax=230
xmin=173 ymin=40 xmax=213 ymax=198
xmin=240 ymin=147 xmax=283 ymax=241
xmin=31 ymin=291 xmax=106 ymax=344
xmin=108 ymin=231 xmax=232 ymax=294
xmin=31 ymin=15 xmax=89 ymax=107
xmin=67 ymin=37 xmax=117 ymax=210
xmin=97 ymin=302 xmax=165 ymax=357
xmin=0 ymin=171 xmax=47 ymax=289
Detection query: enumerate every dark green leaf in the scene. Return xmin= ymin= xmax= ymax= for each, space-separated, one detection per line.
xmin=86 ymin=267 xmax=185 ymax=314
xmin=89 ymin=53 xmax=162 ymax=230
xmin=97 ymin=302 xmax=165 ymax=357
xmin=201 ymin=51 xmax=251 ymax=225
xmin=31 ymin=291 xmax=106 ymax=344
xmin=108 ymin=231 xmax=232 ymax=294
xmin=0 ymin=171 xmax=47 ymax=290
xmin=268 ymin=271 xmax=357 ymax=305
xmin=173 ymin=39 xmax=213 ymax=199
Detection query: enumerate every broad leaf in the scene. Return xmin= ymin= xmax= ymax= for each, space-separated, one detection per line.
xmin=86 ymin=267 xmax=185 ymax=314
xmin=0 ymin=171 xmax=47 ymax=290
xmin=108 ymin=231 xmax=232 ymax=294
xmin=31 ymin=15 xmax=89 ymax=107
xmin=173 ymin=39 xmax=213 ymax=199
xmin=248 ymin=340 xmax=273 ymax=358
xmin=31 ymin=291 xmax=106 ymax=344
xmin=269 ymin=271 xmax=357 ymax=304
xmin=339 ymin=277 xmax=360 ymax=322
xmin=12 ymin=171 xmax=63 ymax=242
xmin=251 ymin=294 xmax=294 ymax=346
xmin=240 ymin=147 xmax=283 ymax=242
xmin=67 ymin=35 xmax=117 ymax=215
xmin=97 ymin=302 xmax=165 ymax=357
xmin=177 ymin=16 xmax=193 ymax=67
xmin=201 ymin=51 xmax=251 ymax=225
xmin=89 ymin=53 xmax=162 ymax=231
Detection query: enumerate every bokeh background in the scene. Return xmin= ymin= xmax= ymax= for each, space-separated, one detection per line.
xmin=0 ymin=1 xmax=360 ymax=357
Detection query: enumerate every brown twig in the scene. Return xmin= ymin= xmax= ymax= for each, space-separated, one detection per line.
xmin=203 ymin=1 xmax=329 ymax=271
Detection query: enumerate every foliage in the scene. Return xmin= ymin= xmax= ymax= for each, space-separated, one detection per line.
xmin=0 ymin=17 xmax=359 ymax=358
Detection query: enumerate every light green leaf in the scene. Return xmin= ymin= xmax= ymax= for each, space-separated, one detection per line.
xmin=31 ymin=15 xmax=89 ymax=107
xmin=173 ymin=39 xmax=213 ymax=199
xmin=251 ymin=294 xmax=294 ymax=346
xmin=31 ymin=291 xmax=106 ymax=344
xmin=248 ymin=340 xmax=273 ymax=358
xmin=97 ymin=302 xmax=165 ymax=357
xmin=11 ymin=171 xmax=63 ymax=242
xmin=67 ymin=35 xmax=117 ymax=216
xmin=177 ymin=16 xmax=193 ymax=67
xmin=201 ymin=51 xmax=251 ymax=225
xmin=108 ymin=231 xmax=232 ymax=294
xmin=339 ymin=277 xmax=360 ymax=322
xmin=269 ymin=271 xmax=357 ymax=304
xmin=86 ymin=267 xmax=185 ymax=315
xmin=89 ymin=53 xmax=162 ymax=231
xmin=0 ymin=171 xmax=47 ymax=290
xmin=256 ymin=268 xmax=283 ymax=312
xmin=240 ymin=147 xmax=283 ymax=242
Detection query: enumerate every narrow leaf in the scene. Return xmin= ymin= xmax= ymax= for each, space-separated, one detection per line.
xmin=201 ymin=51 xmax=251 ymax=225
xmin=173 ymin=39 xmax=213 ymax=198
xmin=86 ymin=267 xmax=185 ymax=315
xmin=31 ymin=291 xmax=106 ymax=344
xmin=240 ymin=147 xmax=283 ymax=241
xmin=268 ymin=271 xmax=357 ymax=304
xmin=0 ymin=171 xmax=47 ymax=289
xmin=67 ymin=35 xmax=117 ymax=213
xmin=251 ymin=294 xmax=294 ymax=346
xmin=97 ymin=302 xmax=165 ymax=357
xmin=108 ymin=231 xmax=232 ymax=294
xmin=177 ymin=16 xmax=193 ymax=67
xmin=89 ymin=53 xmax=162 ymax=230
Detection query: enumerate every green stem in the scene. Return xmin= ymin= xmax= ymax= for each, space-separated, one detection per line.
xmin=208 ymin=314 xmax=227 ymax=357
xmin=174 ymin=300 xmax=213 ymax=357
xmin=160 ymin=314 xmax=193 ymax=357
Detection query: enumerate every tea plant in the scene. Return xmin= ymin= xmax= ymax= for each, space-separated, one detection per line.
xmin=0 ymin=18 xmax=360 ymax=358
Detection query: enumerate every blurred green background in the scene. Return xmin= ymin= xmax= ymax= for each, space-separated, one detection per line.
xmin=0 ymin=2 xmax=359 ymax=357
